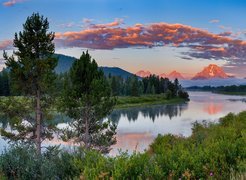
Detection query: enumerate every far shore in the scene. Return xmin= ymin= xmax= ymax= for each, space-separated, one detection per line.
xmin=115 ymin=94 xmax=188 ymax=109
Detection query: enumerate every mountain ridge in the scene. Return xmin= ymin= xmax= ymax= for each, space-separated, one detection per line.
xmin=55 ymin=54 xmax=136 ymax=78
xmin=192 ymin=64 xmax=228 ymax=80
xmin=135 ymin=70 xmax=185 ymax=80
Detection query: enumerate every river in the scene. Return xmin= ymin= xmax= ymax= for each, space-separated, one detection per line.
xmin=0 ymin=91 xmax=246 ymax=154
xmin=109 ymin=91 xmax=246 ymax=155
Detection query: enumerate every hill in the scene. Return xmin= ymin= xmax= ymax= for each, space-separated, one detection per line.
xmin=55 ymin=54 xmax=135 ymax=78
xmin=99 ymin=66 xmax=136 ymax=79
xmin=54 ymin=54 xmax=76 ymax=73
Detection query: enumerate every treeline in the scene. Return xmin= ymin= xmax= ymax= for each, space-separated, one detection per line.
xmin=1 ymin=68 xmax=189 ymax=100
xmin=108 ymin=74 xmax=189 ymax=99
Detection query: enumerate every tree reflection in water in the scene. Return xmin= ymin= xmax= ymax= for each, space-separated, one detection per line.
xmin=109 ymin=103 xmax=188 ymax=124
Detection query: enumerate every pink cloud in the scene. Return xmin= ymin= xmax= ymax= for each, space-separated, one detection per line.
xmin=3 ymin=0 xmax=26 ymax=7
xmin=0 ymin=40 xmax=12 ymax=50
xmin=55 ymin=22 xmax=246 ymax=66
xmin=89 ymin=18 xmax=124 ymax=29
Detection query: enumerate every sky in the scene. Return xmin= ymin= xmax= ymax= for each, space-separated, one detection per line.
xmin=0 ymin=0 xmax=246 ymax=78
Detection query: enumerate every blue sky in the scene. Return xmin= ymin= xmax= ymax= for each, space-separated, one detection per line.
xmin=0 ymin=0 xmax=246 ymax=78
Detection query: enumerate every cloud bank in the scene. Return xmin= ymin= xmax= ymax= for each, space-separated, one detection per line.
xmin=55 ymin=22 xmax=246 ymax=66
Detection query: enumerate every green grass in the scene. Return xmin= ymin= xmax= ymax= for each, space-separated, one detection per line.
xmin=213 ymin=91 xmax=246 ymax=96
xmin=115 ymin=94 xmax=187 ymax=109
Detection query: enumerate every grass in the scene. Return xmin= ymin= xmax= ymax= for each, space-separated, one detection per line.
xmin=115 ymin=94 xmax=187 ymax=109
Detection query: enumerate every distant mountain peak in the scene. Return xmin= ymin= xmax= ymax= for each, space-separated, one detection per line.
xmin=192 ymin=64 xmax=228 ymax=80
xmin=167 ymin=70 xmax=185 ymax=80
xmin=135 ymin=69 xmax=185 ymax=79
xmin=135 ymin=70 xmax=152 ymax=77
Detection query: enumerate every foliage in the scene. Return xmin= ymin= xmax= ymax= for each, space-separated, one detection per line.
xmin=116 ymin=94 xmax=185 ymax=109
xmin=2 ymin=13 xmax=57 ymax=154
xmin=0 ymin=97 xmax=56 ymax=144
xmin=59 ymin=51 xmax=116 ymax=153
xmin=0 ymin=69 xmax=10 ymax=96
xmin=107 ymin=74 xmax=189 ymax=100
xmin=0 ymin=145 xmax=80 ymax=180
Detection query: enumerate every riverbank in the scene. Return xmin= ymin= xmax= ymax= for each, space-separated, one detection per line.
xmin=115 ymin=94 xmax=187 ymax=109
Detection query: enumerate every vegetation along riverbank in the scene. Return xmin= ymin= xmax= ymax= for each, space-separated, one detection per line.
xmin=1 ymin=111 xmax=245 ymax=179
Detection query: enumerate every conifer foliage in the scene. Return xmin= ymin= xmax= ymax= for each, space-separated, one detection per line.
xmin=2 ymin=13 xmax=57 ymax=154
xmin=59 ymin=51 xmax=116 ymax=153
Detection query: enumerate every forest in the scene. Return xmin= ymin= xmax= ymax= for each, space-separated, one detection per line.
xmin=0 ymin=67 xmax=189 ymax=100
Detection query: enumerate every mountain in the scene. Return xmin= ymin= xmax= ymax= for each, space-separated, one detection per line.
xmin=99 ymin=66 xmax=136 ymax=79
xmin=54 ymin=54 xmax=76 ymax=73
xmin=192 ymin=64 xmax=228 ymax=80
xmin=135 ymin=70 xmax=152 ymax=77
xmin=55 ymin=54 xmax=135 ymax=78
xmin=167 ymin=71 xmax=185 ymax=80
xmin=135 ymin=70 xmax=185 ymax=79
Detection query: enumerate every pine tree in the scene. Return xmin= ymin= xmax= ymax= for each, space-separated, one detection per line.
xmin=111 ymin=76 xmax=120 ymax=96
xmin=131 ymin=76 xmax=139 ymax=96
xmin=0 ymin=69 xmax=10 ymax=96
xmin=2 ymin=13 xmax=57 ymax=154
xmin=174 ymin=78 xmax=180 ymax=97
xmin=59 ymin=51 xmax=116 ymax=153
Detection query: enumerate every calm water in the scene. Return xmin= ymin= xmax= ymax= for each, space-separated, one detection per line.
xmin=109 ymin=91 xmax=246 ymax=155
xmin=1 ymin=91 xmax=246 ymax=154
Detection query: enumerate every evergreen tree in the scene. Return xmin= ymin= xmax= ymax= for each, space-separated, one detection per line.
xmin=111 ymin=76 xmax=120 ymax=96
xmin=174 ymin=78 xmax=180 ymax=97
xmin=0 ymin=69 xmax=10 ymax=96
xmin=130 ymin=76 xmax=139 ymax=96
xmin=146 ymin=81 xmax=152 ymax=94
xmin=59 ymin=51 xmax=116 ymax=153
xmin=151 ymin=85 xmax=155 ymax=94
xmin=2 ymin=13 xmax=57 ymax=154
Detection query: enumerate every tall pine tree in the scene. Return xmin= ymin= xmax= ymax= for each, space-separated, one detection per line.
xmin=59 ymin=51 xmax=116 ymax=153
xmin=3 ymin=13 xmax=57 ymax=154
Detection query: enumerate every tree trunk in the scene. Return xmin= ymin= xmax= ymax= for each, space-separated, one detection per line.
xmin=36 ymin=89 xmax=42 ymax=155
xmin=84 ymin=106 xmax=89 ymax=149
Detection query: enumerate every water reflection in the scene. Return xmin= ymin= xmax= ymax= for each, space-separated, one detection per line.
xmin=1 ymin=92 xmax=246 ymax=155
xmin=111 ymin=132 xmax=154 ymax=155
xmin=203 ymin=103 xmax=223 ymax=115
xmin=109 ymin=103 xmax=188 ymax=123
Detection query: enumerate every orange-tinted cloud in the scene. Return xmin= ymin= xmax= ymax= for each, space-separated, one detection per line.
xmin=0 ymin=40 xmax=12 ymax=50
xmin=3 ymin=0 xmax=26 ymax=7
xmin=89 ymin=18 xmax=123 ymax=29
xmin=55 ymin=22 xmax=246 ymax=65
